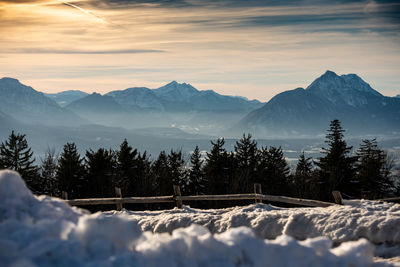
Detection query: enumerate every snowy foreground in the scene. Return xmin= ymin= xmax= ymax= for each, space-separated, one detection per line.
xmin=1 ymin=170 xmax=400 ymax=266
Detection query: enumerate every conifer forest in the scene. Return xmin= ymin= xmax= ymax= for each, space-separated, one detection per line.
xmin=1 ymin=120 xmax=399 ymax=210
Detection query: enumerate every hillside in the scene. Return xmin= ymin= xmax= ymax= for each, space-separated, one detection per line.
xmin=238 ymin=71 xmax=400 ymax=136
xmin=0 ymin=78 xmax=85 ymax=126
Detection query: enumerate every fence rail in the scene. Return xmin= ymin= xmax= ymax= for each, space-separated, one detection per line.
xmin=377 ymin=197 xmax=400 ymax=202
xmin=65 ymin=183 xmax=334 ymax=210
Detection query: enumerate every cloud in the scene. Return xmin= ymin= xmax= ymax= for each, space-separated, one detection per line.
xmin=4 ymin=48 xmax=165 ymax=54
xmin=62 ymin=1 xmax=108 ymax=23
xmin=1 ymin=0 xmax=399 ymax=100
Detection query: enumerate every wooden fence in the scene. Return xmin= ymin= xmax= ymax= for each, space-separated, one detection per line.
xmin=64 ymin=183 xmax=336 ymax=211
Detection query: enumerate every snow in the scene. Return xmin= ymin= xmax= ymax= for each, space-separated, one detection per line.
xmin=110 ymin=200 xmax=400 ymax=245
xmin=306 ymin=70 xmax=382 ymax=106
xmin=0 ymin=170 xmax=398 ymax=266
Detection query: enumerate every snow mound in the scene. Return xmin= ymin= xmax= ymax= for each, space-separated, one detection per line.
xmin=113 ymin=199 xmax=400 ymax=245
xmin=0 ymin=170 xmax=394 ymax=266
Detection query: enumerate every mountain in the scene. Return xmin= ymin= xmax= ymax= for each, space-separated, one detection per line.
xmin=62 ymin=81 xmax=263 ymax=134
xmin=0 ymin=110 xmax=21 ymax=136
xmin=153 ymin=81 xmax=263 ymax=112
xmin=106 ymin=81 xmax=263 ymax=112
xmin=238 ymin=71 xmax=400 ymax=136
xmin=45 ymin=90 xmax=89 ymax=107
xmin=396 ymin=94 xmax=400 ymax=98
xmin=106 ymin=87 xmax=164 ymax=111
xmin=0 ymin=78 xmax=85 ymax=126
xmin=154 ymin=81 xmax=199 ymax=102
xmin=66 ymin=93 xmax=126 ymax=113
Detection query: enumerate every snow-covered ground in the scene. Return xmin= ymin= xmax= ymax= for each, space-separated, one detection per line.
xmin=1 ymin=170 xmax=399 ymax=266
xmin=109 ymin=199 xmax=400 ymax=245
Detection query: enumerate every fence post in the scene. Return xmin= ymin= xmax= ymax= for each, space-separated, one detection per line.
xmin=254 ymin=183 xmax=262 ymax=203
xmin=332 ymin=191 xmax=343 ymax=205
xmin=115 ymin=187 xmax=123 ymax=211
xmin=173 ymin=185 xmax=183 ymax=209
xmin=62 ymin=191 xmax=68 ymax=200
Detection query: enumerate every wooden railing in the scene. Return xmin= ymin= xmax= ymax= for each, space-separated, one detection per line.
xmin=64 ymin=183 xmax=335 ymax=210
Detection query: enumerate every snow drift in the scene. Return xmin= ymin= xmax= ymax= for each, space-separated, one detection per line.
xmin=111 ymin=199 xmax=400 ymax=245
xmin=0 ymin=170 xmax=397 ymax=266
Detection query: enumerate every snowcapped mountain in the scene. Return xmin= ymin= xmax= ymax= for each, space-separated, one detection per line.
xmin=105 ymin=81 xmax=263 ymax=112
xmin=61 ymin=81 xmax=263 ymax=133
xmin=238 ymin=71 xmax=400 ymax=136
xmin=106 ymin=87 xmax=164 ymax=111
xmin=66 ymin=93 xmax=126 ymax=113
xmin=45 ymin=90 xmax=89 ymax=107
xmin=306 ymin=71 xmax=382 ymax=107
xmin=0 ymin=78 xmax=85 ymax=126
xmin=154 ymin=81 xmax=199 ymax=102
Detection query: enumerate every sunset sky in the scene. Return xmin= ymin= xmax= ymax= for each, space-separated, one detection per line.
xmin=1 ymin=0 xmax=399 ymax=101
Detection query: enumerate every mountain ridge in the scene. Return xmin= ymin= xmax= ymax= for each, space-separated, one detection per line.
xmin=45 ymin=90 xmax=89 ymax=107
xmin=0 ymin=78 xmax=85 ymax=127
xmin=237 ymin=71 xmax=400 ymax=136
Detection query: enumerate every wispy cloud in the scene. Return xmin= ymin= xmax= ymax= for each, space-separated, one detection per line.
xmin=5 ymin=48 xmax=165 ymax=54
xmin=0 ymin=0 xmax=399 ymax=100
xmin=61 ymin=1 xmax=108 ymax=23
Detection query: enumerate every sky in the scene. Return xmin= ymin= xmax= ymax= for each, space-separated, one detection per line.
xmin=0 ymin=0 xmax=399 ymax=101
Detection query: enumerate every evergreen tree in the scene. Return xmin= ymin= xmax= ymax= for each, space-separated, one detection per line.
xmin=135 ymin=151 xmax=152 ymax=196
xmin=356 ymin=139 xmax=394 ymax=199
xmin=40 ymin=148 xmax=59 ymax=196
xmin=185 ymin=145 xmax=206 ymax=195
xmin=203 ymin=138 xmax=233 ymax=195
xmin=116 ymin=139 xmax=139 ymax=195
xmin=56 ymin=143 xmax=86 ymax=198
xmin=167 ymin=149 xmax=186 ymax=188
xmin=315 ymin=119 xmax=358 ymax=200
xmin=257 ymin=146 xmax=290 ymax=195
xmin=293 ymin=152 xmax=313 ymax=198
xmin=151 ymin=151 xmax=171 ymax=195
xmin=85 ymin=148 xmax=116 ymax=198
xmin=233 ymin=133 xmax=258 ymax=193
xmin=0 ymin=131 xmax=39 ymax=191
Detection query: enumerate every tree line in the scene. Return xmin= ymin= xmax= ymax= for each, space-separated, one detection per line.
xmin=0 ymin=119 xmax=398 ymax=209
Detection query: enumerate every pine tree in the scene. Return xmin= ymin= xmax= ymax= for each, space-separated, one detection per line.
xmin=185 ymin=145 xmax=206 ymax=195
xmin=315 ymin=119 xmax=358 ymax=200
xmin=233 ymin=133 xmax=258 ymax=193
xmin=167 ymin=149 xmax=186 ymax=188
xmin=85 ymin=148 xmax=116 ymax=198
xmin=293 ymin=152 xmax=313 ymax=198
xmin=257 ymin=146 xmax=290 ymax=195
xmin=356 ymin=139 xmax=394 ymax=199
xmin=152 ymin=151 xmax=171 ymax=195
xmin=136 ymin=151 xmax=152 ymax=196
xmin=56 ymin=143 xmax=86 ymax=199
xmin=116 ymin=139 xmax=139 ymax=195
xmin=0 ymin=131 xmax=39 ymax=191
xmin=203 ymin=138 xmax=234 ymax=195
xmin=40 ymin=148 xmax=59 ymax=196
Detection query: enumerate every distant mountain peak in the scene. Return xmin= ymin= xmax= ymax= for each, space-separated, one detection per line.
xmin=322 ymin=70 xmax=338 ymax=77
xmin=237 ymin=70 xmax=399 ymax=136
xmin=159 ymin=81 xmax=197 ymax=91
xmin=154 ymin=81 xmax=199 ymax=101
xmin=44 ymin=90 xmax=89 ymax=107
xmin=0 ymin=77 xmax=21 ymax=83
xmin=0 ymin=77 xmax=85 ymax=126
xmin=66 ymin=92 xmax=124 ymax=113
xmin=306 ymin=71 xmax=382 ymax=106
xmin=167 ymin=80 xmax=178 ymax=86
